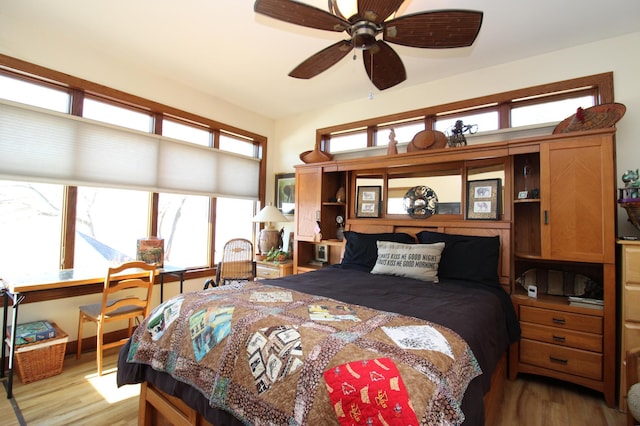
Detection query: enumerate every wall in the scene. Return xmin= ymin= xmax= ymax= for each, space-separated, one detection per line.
xmin=272 ymin=32 xmax=640 ymax=238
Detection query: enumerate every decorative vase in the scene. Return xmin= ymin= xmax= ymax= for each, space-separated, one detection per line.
xmin=335 ymin=187 xmax=346 ymax=203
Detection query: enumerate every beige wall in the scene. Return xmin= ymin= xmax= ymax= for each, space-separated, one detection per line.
xmin=3 ymin=32 xmax=640 ymax=339
xmin=273 ymin=32 xmax=640 ymax=238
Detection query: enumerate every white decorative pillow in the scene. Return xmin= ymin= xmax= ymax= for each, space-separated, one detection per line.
xmin=371 ymin=241 xmax=445 ymax=282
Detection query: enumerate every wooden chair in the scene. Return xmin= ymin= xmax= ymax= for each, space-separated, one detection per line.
xmin=203 ymin=238 xmax=255 ymax=289
xmin=628 ymin=347 xmax=640 ymax=426
xmin=77 ymin=260 xmax=156 ymax=375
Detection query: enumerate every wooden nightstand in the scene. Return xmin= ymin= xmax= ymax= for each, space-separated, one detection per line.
xmin=256 ymin=260 xmax=293 ymax=279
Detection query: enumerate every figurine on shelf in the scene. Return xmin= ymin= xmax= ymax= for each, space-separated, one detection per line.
xmin=622 ymin=169 xmax=640 ymax=199
xmin=387 ymin=128 xmax=398 ymax=155
xmin=446 ymin=120 xmax=477 ymax=148
xmin=335 ymin=186 xmax=346 ymax=203
xmin=336 ymin=215 xmax=345 ymax=241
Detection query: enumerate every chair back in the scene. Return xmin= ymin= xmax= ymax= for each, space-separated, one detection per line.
xmin=101 ymin=260 xmax=156 ymax=319
xmin=217 ymin=238 xmax=255 ymax=285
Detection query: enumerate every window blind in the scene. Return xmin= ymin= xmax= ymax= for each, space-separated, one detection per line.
xmin=0 ymin=100 xmax=259 ymax=199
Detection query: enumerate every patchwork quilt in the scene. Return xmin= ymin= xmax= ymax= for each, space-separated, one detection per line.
xmin=126 ymin=281 xmax=481 ymax=426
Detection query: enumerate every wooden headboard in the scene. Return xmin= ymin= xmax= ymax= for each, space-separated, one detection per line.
xmin=346 ymin=222 xmax=511 ymax=293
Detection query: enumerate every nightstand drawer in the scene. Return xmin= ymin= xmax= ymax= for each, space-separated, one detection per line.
xmin=520 ymin=339 xmax=602 ymax=380
xmin=520 ymin=322 xmax=602 ymax=352
xmin=520 ymin=305 xmax=602 ymax=334
xmin=256 ymin=265 xmax=280 ymax=278
xmin=255 ymin=261 xmax=293 ymax=279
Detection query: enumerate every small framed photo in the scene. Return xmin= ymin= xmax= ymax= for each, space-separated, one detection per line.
xmin=466 ymin=178 xmax=501 ymax=220
xmin=314 ymin=243 xmax=328 ymax=263
xmin=356 ymin=186 xmax=381 ymax=218
xmin=275 ymin=173 xmax=295 ymax=214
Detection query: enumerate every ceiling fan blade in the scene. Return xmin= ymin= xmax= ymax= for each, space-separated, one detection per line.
xmin=357 ymin=0 xmax=405 ymax=24
xmin=363 ymin=41 xmax=406 ymax=90
xmin=383 ymin=10 xmax=483 ymax=48
xmin=289 ymin=40 xmax=353 ymax=79
xmin=254 ymin=0 xmax=349 ymax=32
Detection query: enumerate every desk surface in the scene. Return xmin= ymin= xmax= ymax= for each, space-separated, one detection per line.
xmin=1 ymin=265 xmax=185 ymax=293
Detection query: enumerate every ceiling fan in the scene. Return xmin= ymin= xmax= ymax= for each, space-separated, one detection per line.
xmin=254 ymin=0 xmax=483 ymax=90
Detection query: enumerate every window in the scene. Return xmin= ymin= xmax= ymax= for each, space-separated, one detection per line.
xmin=220 ymin=132 xmax=257 ymax=156
xmin=0 ymin=181 xmax=63 ymax=275
xmin=0 ymin=74 xmax=70 ymax=113
xmin=328 ymin=129 xmax=367 ymax=153
xmin=435 ymin=111 xmax=498 ymax=135
xmin=0 ymin=58 xmax=265 ymax=279
xmin=83 ymin=97 xmax=152 ymax=132
xmin=74 ymin=187 xmax=149 ymax=270
xmin=163 ymin=118 xmax=211 ymax=146
xmin=378 ymin=120 xmax=425 ymax=146
xmin=214 ymin=197 xmax=255 ymax=263
xmin=321 ymin=74 xmax=609 ymax=151
xmin=158 ymin=193 xmax=210 ymax=268
xmin=510 ymin=95 xmax=594 ymax=127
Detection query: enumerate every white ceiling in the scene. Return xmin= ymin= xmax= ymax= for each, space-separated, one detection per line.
xmin=1 ymin=0 xmax=639 ymax=120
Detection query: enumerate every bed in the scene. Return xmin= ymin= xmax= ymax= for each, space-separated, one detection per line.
xmin=117 ymin=227 xmax=519 ymax=426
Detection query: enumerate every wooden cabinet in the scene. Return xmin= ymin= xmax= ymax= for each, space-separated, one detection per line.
xmin=618 ymin=240 xmax=640 ymax=412
xmin=294 ymin=166 xmax=346 ymax=273
xmin=256 ymin=260 xmax=293 ymax=279
xmin=510 ymin=132 xmax=616 ymax=407
xmin=292 ymin=129 xmax=617 ymax=405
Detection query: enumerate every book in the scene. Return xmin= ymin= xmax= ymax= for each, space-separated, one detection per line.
xmin=8 ymin=320 xmax=57 ymax=345
xmin=568 ymin=296 xmax=604 ymax=310
xmin=568 ymin=296 xmax=604 ymax=305
xmin=137 ymin=237 xmax=164 ymax=267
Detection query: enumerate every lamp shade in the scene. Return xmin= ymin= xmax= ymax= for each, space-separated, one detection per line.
xmin=251 ymin=205 xmax=289 ymax=227
xmin=252 ymin=205 xmax=289 ymax=255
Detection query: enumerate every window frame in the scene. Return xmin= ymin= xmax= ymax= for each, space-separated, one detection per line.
xmin=320 ymin=73 xmax=613 ymax=151
xmin=0 ymin=55 xmax=267 ymax=294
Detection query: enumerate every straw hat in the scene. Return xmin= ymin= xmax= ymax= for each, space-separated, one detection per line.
xmin=406 ymin=130 xmax=447 ymax=152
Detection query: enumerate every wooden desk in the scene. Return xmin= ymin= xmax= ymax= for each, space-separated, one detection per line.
xmin=0 ymin=265 xmax=185 ymax=398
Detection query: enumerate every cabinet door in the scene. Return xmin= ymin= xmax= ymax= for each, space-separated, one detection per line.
xmin=540 ymin=135 xmax=615 ymax=263
xmin=295 ymin=167 xmax=322 ymax=240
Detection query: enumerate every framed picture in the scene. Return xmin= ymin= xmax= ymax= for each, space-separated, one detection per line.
xmin=314 ymin=243 xmax=328 ymax=263
xmin=356 ymin=186 xmax=381 ymax=218
xmin=466 ymin=178 xmax=501 ymax=220
xmin=275 ymin=173 xmax=295 ymax=214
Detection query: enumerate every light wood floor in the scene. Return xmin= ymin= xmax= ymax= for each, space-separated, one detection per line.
xmin=0 ymin=349 xmax=628 ymax=425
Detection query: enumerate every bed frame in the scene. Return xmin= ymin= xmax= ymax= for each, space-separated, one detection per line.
xmin=136 ymin=223 xmax=511 ymax=426
xmin=138 ymin=353 xmax=506 ymax=426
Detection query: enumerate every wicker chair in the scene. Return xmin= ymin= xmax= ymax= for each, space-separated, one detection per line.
xmin=204 ymin=238 xmax=255 ymax=289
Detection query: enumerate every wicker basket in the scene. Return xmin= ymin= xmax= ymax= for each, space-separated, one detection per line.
xmin=12 ymin=322 xmax=68 ymax=384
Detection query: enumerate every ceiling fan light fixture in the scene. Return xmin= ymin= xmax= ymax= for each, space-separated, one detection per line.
xmin=329 ymin=0 xmax=357 ymax=21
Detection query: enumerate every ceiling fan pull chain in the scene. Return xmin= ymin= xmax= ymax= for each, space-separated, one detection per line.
xmin=368 ymin=53 xmax=375 ymax=100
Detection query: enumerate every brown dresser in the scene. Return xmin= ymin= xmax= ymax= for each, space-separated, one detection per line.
xmin=619 ymin=239 xmax=640 ymax=411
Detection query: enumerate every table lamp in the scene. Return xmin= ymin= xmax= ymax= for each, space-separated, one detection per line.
xmin=252 ymin=205 xmax=289 ymax=255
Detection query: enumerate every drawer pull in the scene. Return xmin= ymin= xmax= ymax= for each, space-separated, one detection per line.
xmin=549 ymin=356 xmax=568 ymax=365
xmin=552 ymin=317 xmax=566 ymax=325
xmin=552 ymin=335 xmax=566 ymax=342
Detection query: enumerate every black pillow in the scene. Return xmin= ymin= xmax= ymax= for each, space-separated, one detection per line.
xmin=340 ymin=231 xmax=415 ymax=272
xmin=416 ymin=230 xmax=500 ymax=287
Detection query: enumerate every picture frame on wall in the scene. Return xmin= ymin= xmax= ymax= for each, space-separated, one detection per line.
xmin=466 ymin=178 xmax=501 ymax=220
xmin=275 ymin=173 xmax=295 ymax=214
xmin=356 ymin=186 xmax=381 ymax=218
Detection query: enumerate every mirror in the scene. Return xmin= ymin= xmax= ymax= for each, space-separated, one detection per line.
xmin=387 ymin=167 xmax=462 ymax=215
